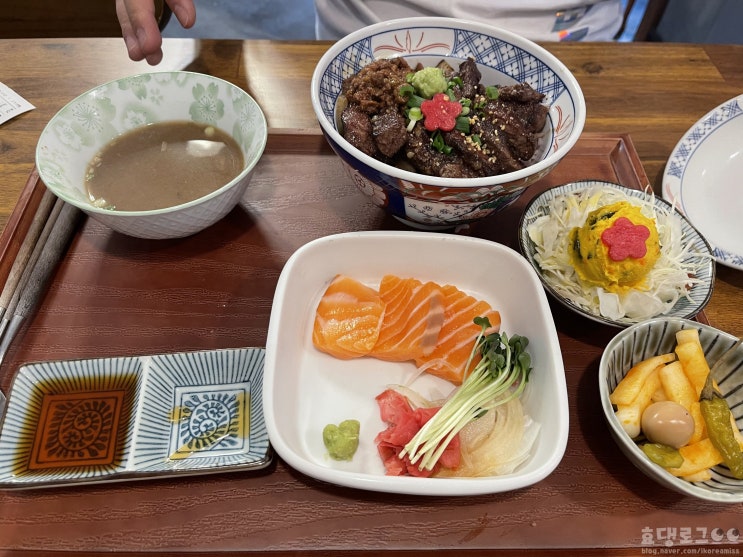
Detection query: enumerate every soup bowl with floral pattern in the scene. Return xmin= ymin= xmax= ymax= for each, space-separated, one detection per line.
xmin=36 ymin=71 xmax=267 ymax=239
xmin=310 ymin=17 xmax=585 ymax=230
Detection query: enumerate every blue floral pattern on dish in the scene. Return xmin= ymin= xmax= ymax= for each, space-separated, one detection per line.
xmin=0 ymin=348 xmax=270 ymax=488
xmin=313 ymin=21 xmax=583 ymax=229
xmin=317 ymin=25 xmax=567 ymax=123
xmin=171 ymin=384 xmax=249 ymax=458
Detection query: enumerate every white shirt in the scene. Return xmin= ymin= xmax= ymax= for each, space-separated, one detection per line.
xmin=314 ymin=0 xmax=624 ymax=42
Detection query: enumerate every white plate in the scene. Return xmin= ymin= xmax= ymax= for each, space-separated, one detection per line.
xmin=0 ymin=347 xmax=271 ymax=489
xmin=263 ymin=231 xmax=568 ymax=496
xmin=519 ymin=180 xmax=715 ymax=328
xmin=662 ymin=94 xmax=743 ymax=270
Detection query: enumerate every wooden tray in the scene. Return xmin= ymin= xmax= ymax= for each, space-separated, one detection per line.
xmin=0 ymin=131 xmax=737 ymax=555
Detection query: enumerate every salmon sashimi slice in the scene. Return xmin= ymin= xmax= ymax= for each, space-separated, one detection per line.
xmin=312 ymin=274 xmax=386 ymax=360
xmin=414 ymin=284 xmax=501 ymax=385
xmin=370 ymin=275 xmax=445 ymax=362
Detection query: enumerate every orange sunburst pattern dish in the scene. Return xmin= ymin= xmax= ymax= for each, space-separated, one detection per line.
xmin=2 ymin=362 xmax=141 ymax=481
xmin=29 ymin=390 xmax=127 ymax=470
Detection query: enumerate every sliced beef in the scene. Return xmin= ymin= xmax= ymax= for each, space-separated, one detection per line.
xmin=527 ymin=102 xmax=549 ymax=135
xmin=443 ymin=130 xmax=501 ymax=177
xmin=489 ymin=83 xmax=549 ymax=160
xmin=405 ymin=125 xmax=475 ymax=178
xmin=372 ymin=107 xmax=408 ymax=158
xmin=436 ymin=59 xmax=456 ymax=77
xmin=457 ymin=58 xmax=482 ymax=100
xmin=482 ymin=95 xmax=546 ymax=162
xmin=498 ymin=82 xmax=546 ymax=104
xmin=472 ymin=118 xmax=525 ymax=174
xmin=439 ymin=159 xmax=479 ymax=178
xmin=341 ymin=104 xmax=378 ymax=157
xmin=495 ymin=84 xmax=549 ymax=135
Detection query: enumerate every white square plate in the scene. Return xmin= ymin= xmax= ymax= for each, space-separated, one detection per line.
xmin=264 ymin=231 xmax=568 ymax=496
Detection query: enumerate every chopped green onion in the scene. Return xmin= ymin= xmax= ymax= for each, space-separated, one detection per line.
xmin=454 ymin=116 xmax=470 ymax=133
xmin=448 ymin=76 xmax=463 ymax=88
xmin=406 ymin=107 xmax=423 ymax=132
xmin=485 ymin=85 xmax=500 ymax=100
xmin=471 ymin=134 xmax=482 ymax=145
xmin=431 ymin=131 xmax=452 ymax=155
xmin=407 ymin=94 xmax=426 ymax=108
xmin=399 ymin=83 xmax=415 ymax=97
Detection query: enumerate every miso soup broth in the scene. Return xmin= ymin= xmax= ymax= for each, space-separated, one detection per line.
xmin=85 ymin=121 xmax=244 ymax=211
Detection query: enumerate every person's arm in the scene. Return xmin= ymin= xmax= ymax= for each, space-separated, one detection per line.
xmin=116 ymin=0 xmax=196 ymax=65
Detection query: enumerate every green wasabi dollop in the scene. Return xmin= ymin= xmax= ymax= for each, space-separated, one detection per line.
xmin=322 ymin=419 xmax=360 ymax=461
xmin=410 ymin=67 xmax=448 ymax=99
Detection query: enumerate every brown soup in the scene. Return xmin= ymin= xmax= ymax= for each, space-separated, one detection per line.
xmin=85 ymin=121 xmax=244 ymax=211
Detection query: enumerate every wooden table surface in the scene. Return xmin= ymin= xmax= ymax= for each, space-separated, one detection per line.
xmin=0 ymin=38 xmax=742 ymax=556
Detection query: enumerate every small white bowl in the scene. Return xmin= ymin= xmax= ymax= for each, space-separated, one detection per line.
xmin=310 ymin=17 xmax=585 ymax=230
xmin=36 ymin=71 xmax=267 ymax=239
xmin=263 ymin=231 xmax=568 ymax=496
xmin=599 ymin=317 xmax=743 ymax=503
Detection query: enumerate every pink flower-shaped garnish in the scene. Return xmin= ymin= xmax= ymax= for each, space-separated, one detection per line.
xmin=601 ymin=217 xmax=651 ymax=261
xmin=421 ymin=93 xmax=462 ymax=132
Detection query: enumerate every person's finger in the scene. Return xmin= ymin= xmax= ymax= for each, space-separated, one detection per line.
xmin=166 ymin=0 xmax=196 ymax=29
xmin=116 ymin=0 xmax=145 ymax=61
xmin=115 ymin=0 xmax=164 ymax=64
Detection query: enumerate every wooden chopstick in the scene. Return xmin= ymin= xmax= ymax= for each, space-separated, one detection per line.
xmin=0 ymin=188 xmax=57 ymax=323
xmin=0 ymin=194 xmax=81 ymax=368
xmin=1 ymin=196 xmax=65 ymax=327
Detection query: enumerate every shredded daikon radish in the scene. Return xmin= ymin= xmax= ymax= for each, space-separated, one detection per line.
xmin=436 ymin=397 xmax=539 ymax=478
xmin=525 ymin=185 xmax=710 ymax=322
xmin=388 ymin=386 xmax=539 ymax=478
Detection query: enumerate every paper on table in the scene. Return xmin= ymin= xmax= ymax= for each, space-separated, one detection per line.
xmin=0 ymin=82 xmax=35 ymax=125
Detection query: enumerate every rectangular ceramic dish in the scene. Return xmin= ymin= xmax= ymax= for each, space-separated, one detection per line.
xmin=0 ymin=347 xmax=271 ymax=489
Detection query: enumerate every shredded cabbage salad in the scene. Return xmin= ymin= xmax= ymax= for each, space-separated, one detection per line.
xmin=525 ymin=185 xmax=709 ymax=322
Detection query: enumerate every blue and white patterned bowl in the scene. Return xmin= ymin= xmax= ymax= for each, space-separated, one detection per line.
xmin=310 ymin=17 xmax=585 ymax=230
xmin=36 ymin=71 xmax=267 ymax=239
xmin=600 ymin=317 xmax=743 ymax=503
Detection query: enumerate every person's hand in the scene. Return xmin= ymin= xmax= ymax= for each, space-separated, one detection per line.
xmin=116 ymin=0 xmax=196 ymax=65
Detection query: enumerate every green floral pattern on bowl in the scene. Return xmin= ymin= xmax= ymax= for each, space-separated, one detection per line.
xmin=36 ymin=71 xmax=267 ymax=239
